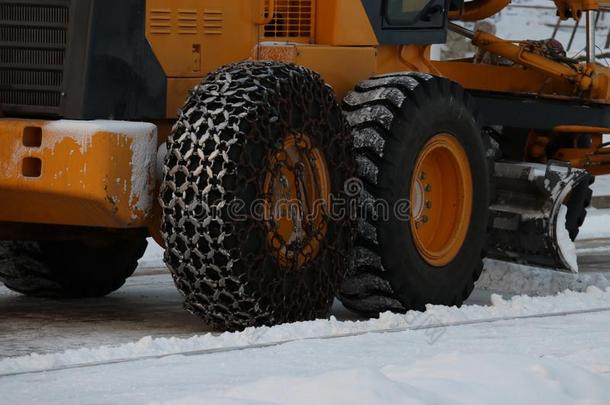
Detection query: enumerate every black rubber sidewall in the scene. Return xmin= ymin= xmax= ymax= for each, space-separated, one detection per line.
xmin=0 ymin=237 xmax=147 ymax=298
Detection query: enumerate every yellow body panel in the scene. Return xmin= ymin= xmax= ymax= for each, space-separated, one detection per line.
xmin=295 ymin=46 xmax=377 ymax=100
xmin=3 ymin=0 xmax=610 ymax=232
xmin=0 ymin=119 xmax=157 ymax=228
xmin=166 ymin=78 xmax=202 ymax=118
xmin=255 ymin=43 xmax=377 ymax=100
xmin=316 ymin=0 xmax=377 ymax=46
xmin=145 ymin=0 xmax=258 ymax=79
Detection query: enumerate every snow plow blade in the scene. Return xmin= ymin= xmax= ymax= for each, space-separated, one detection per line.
xmin=487 ymin=161 xmax=593 ymax=272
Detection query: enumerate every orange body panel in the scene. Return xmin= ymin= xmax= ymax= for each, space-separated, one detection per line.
xmin=0 ymin=119 xmax=157 ymax=228
xmin=148 ymin=0 xmax=610 ymax=120
xmin=3 ymin=0 xmax=610 ymax=232
xmin=146 ymin=0 xmax=261 ymax=118
xmin=145 ymin=0 xmax=258 ymax=78
xmin=316 ymin=0 xmax=377 ymax=46
xmin=254 ymin=43 xmax=377 ymax=100
xmin=166 ymin=78 xmax=202 ymax=118
xmin=253 ymin=43 xmax=437 ymax=94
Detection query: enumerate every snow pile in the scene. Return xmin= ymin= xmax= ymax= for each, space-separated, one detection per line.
xmin=578 ymin=209 xmax=610 ymax=240
xmin=593 ymin=175 xmax=610 ymax=198
xmin=161 ymin=352 xmax=610 ymax=405
xmin=2 ymin=287 xmax=609 ymax=375
xmin=138 ymin=238 xmax=165 ymax=268
xmin=478 ymin=259 xmax=610 ymax=296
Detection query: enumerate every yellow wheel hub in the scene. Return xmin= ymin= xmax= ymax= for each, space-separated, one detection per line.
xmin=263 ymin=134 xmax=331 ymax=269
xmin=410 ymin=133 xmax=473 ymax=267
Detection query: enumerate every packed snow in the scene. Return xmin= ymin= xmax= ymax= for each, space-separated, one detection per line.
xmin=139 ymin=239 xmax=165 ymax=268
xmin=477 ymin=258 xmax=610 ymax=295
xmin=157 ymin=351 xmax=610 ymax=405
xmin=2 ymin=287 xmax=609 ymax=376
xmin=578 ymin=208 xmax=610 ymax=239
xmin=2 ymin=287 xmax=610 ymax=404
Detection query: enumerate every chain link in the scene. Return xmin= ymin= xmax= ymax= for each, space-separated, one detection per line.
xmin=160 ymin=61 xmax=353 ymax=330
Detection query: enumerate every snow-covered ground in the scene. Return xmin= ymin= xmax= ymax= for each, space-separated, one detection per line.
xmin=139 ymin=240 xmax=165 ymax=268
xmin=593 ymin=175 xmax=610 ymax=198
xmin=579 ymin=208 xmax=610 ymax=239
xmin=2 ymin=288 xmax=610 ymax=404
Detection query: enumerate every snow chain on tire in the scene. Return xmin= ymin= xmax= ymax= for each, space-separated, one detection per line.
xmin=160 ymin=61 xmax=353 ymax=331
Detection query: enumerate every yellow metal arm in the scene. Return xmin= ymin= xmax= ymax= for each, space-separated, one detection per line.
xmin=472 ymin=30 xmax=592 ymax=91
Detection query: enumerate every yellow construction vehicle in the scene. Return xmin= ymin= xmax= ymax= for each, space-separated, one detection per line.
xmin=2 ymin=0 xmax=610 ymax=329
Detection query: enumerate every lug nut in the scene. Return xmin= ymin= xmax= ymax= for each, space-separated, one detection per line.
xmin=425 ymin=184 xmax=432 ymax=192
xmin=425 ymin=201 xmax=432 ymax=209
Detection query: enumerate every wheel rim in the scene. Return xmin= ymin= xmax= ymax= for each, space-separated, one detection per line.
xmin=410 ymin=133 xmax=473 ymax=267
xmin=264 ymin=134 xmax=331 ymax=269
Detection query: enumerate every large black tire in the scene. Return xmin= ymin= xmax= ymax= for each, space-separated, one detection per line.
xmin=339 ymin=73 xmax=489 ymax=315
xmin=160 ymin=61 xmax=352 ymax=331
xmin=0 ymin=238 xmax=147 ymax=298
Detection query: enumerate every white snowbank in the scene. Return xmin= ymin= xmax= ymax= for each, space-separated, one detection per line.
xmin=2 ymin=287 xmax=609 ymax=376
xmin=579 ymin=209 xmax=610 ymax=240
xmin=593 ymin=175 xmax=610 ymax=197
xmin=138 ymin=238 xmax=165 ymax=268
xmin=478 ymin=259 xmax=610 ymax=296
xmin=161 ymin=352 xmax=610 ymax=405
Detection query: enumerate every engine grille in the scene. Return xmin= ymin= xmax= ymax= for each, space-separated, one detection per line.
xmin=263 ymin=0 xmax=314 ymax=42
xmin=0 ymin=1 xmax=70 ymax=114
